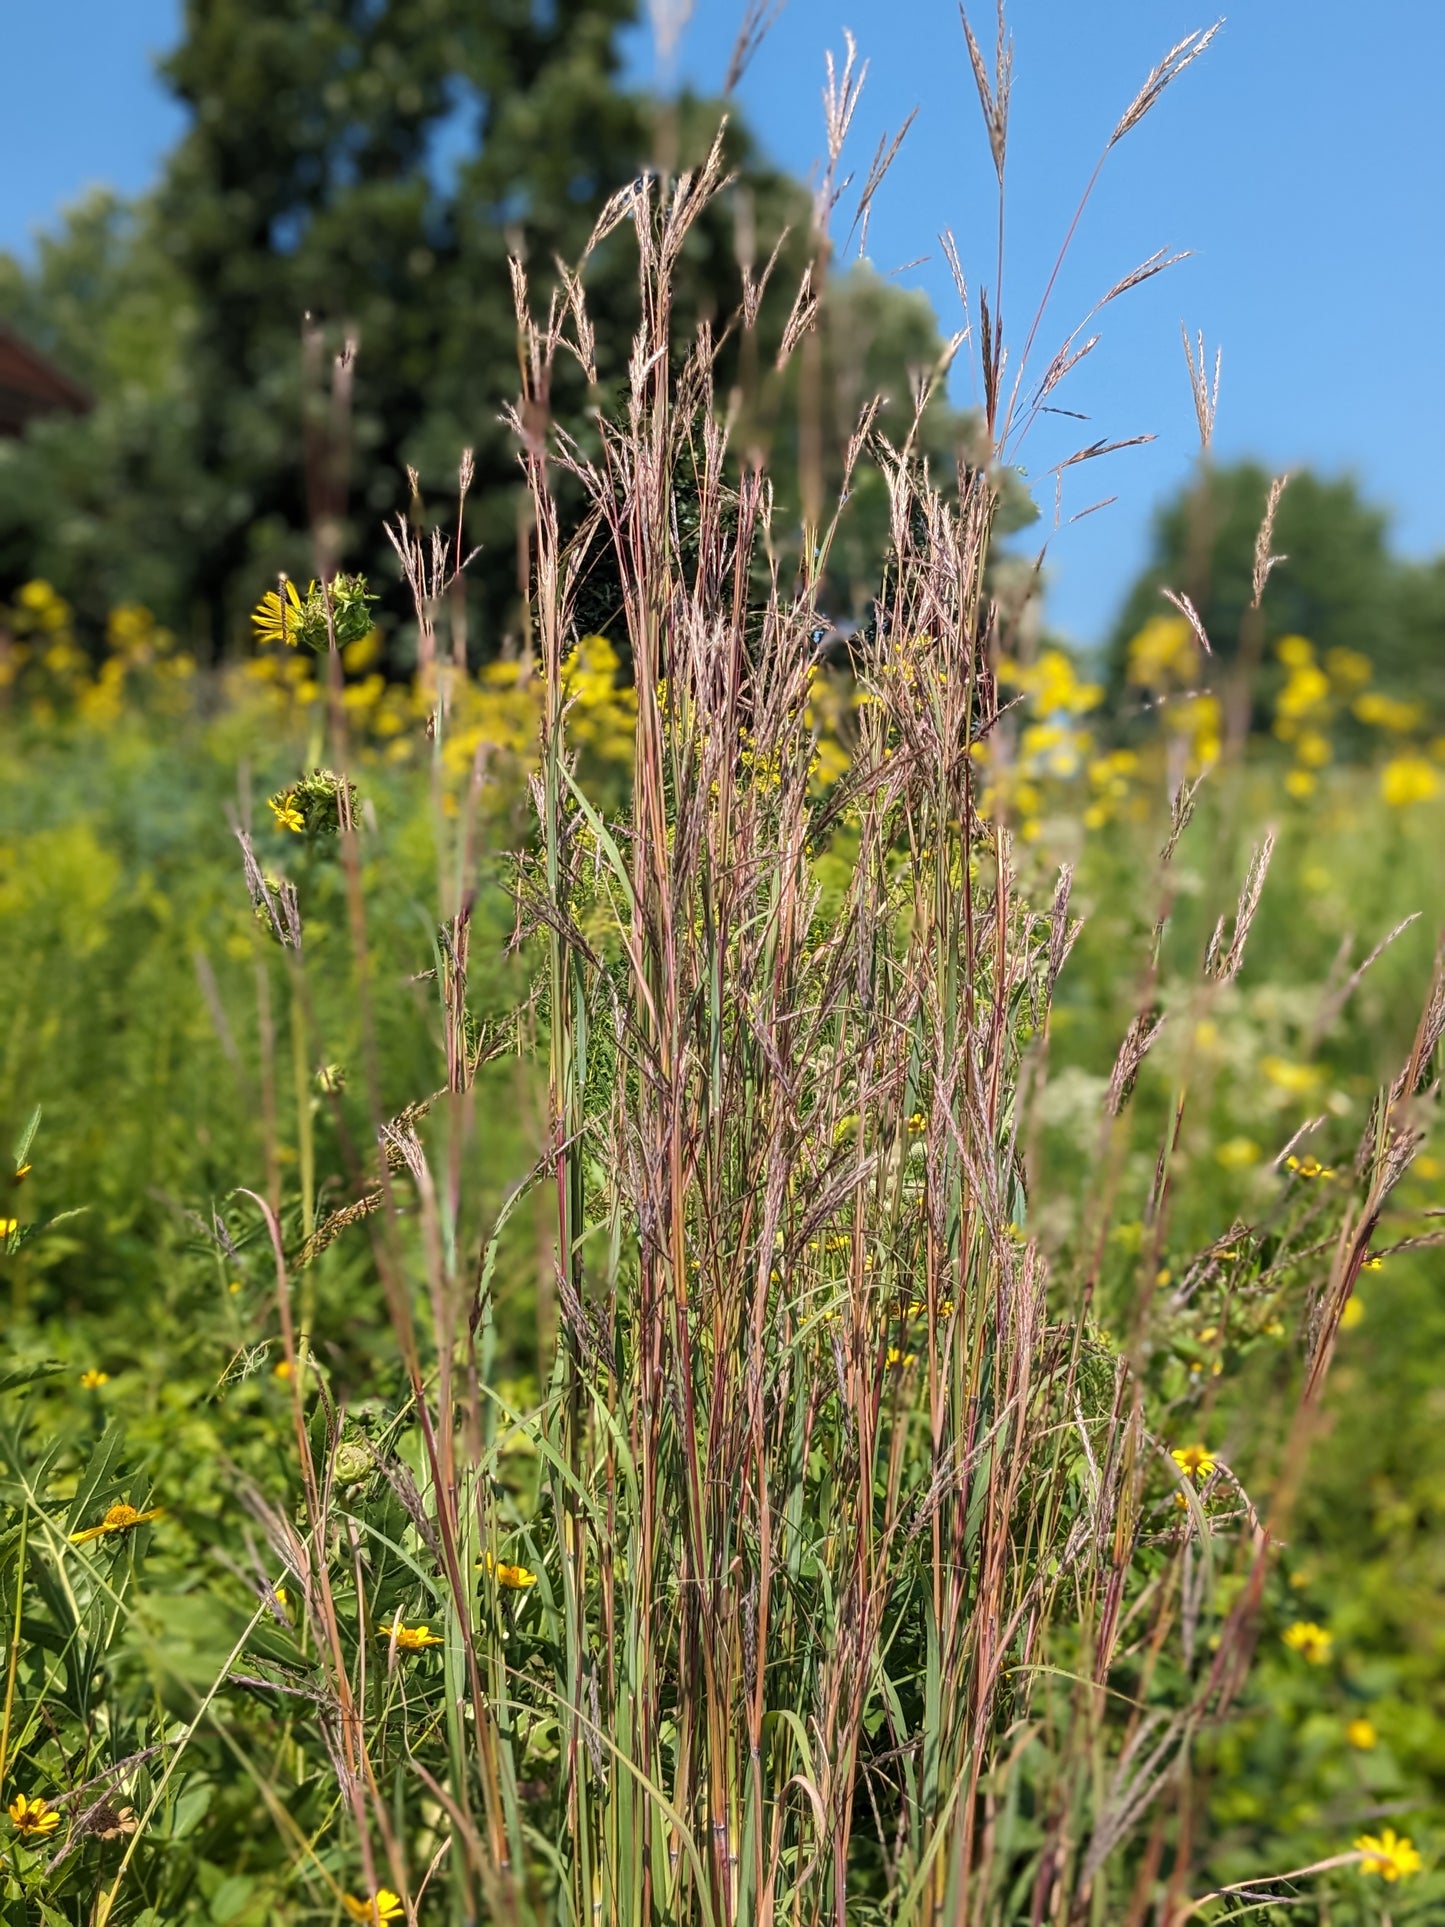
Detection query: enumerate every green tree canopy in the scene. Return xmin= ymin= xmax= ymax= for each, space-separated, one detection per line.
xmin=1104 ymin=461 xmax=1439 ymax=700
xmin=0 ymin=0 xmax=1004 ymax=661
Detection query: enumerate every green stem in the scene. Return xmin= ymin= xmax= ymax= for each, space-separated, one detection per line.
xmin=0 ymin=1508 xmax=26 ymax=1795
xmin=291 ymin=969 xmax=316 ymax=1350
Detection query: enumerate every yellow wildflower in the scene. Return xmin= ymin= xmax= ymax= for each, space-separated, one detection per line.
xmin=1285 ymin=1153 xmax=1333 ymax=1180
xmin=558 ymin=633 xmax=638 ymax=763
xmin=1282 ymin=1620 xmax=1333 ymax=1664
xmin=1354 ymin=1827 xmax=1421 ymax=1881
xmin=1345 ymin=1717 xmax=1377 ymax=1751
xmin=1275 ymin=647 xmax=1330 ymax=718
xmin=0 ymin=1217 xmax=17 ymax=1239
xmin=1340 ymin=1295 xmax=1366 ymax=1330
xmin=342 ymin=1891 xmax=406 ymax=1923
xmin=89 ymin=1803 xmax=137 ymax=1840
xmin=1325 ymin=646 xmax=1372 ymax=690
xmin=885 ymin=1346 xmax=916 ymax=1368
xmin=1261 ymin=1057 xmax=1321 ymax=1097
xmin=273 ymin=1358 xmax=294 ymax=1381
xmin=1380 ymin=754 xmax=1439 ymax=809
xmin=269 ymin=792 xmax=305 ymax=833
xmin=251 ymin=578 xmax=305 ymax=648
xmin=378 ymin=1619 xmax=443 ymax=1651
xmin=1175 ymin=690 xmax=1221 ymax=768
xmin=1171 ymin=1444 xmax=1217 ymax=1483
xmin=7 ymin=1793 xmax=60 ymax=1838
xmin=1215 ymin=1137 xmax=1260 ymax=1171
xmin=1284 ymin=768 xmax=1316 ymax=799
xmin=1354 ymin=690 xmax=1422 ymax=732
xmin=481 ymin=1551 xmax=538 ymax=1590
xmin=1361 ymin=1253 xmax=1383 ymax=1271
xmin=70 ymin=1502 xmax=163 ymax=1545
xmin=1125 ymin=615 xmax=1196 ymax=690
xmin=79 ymin=1369 xmax=110 ymax=1389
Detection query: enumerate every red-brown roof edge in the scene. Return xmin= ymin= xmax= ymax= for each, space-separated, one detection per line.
xmin=0 ymin=323 xmax=93 ymax=436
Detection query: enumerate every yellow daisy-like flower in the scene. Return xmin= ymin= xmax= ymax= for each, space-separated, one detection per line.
xmin=1282 ymin=1619 xmax=1333 ymax=1664
xmin=1345 ymin=1716 xmax=1378 ymax=1750
xmin=7 ymin=1792 xmax=60 ymax=1838
xmin=69 ymin=1502 xmax=164 ymax=1545
xmin=79 ymin=1369 xmax=110 ymax=1389
xmin=0 ymin=1217 xmax=17 ymax=1239
xmin=885 ymin=1346 xmax=916 ymax=1368
xmin=1355 ymin=1826 xmax=1422 ymax=1881
xmin=481 ymin=1551 xmax=538 ymax=1591
xmin=269 ymin=792 xmax=305 ymax=833
xmin=378 ymin=1619 xmax=443 ymax=1651
xmin=1171 ymin=1443 xmax=1217 ymax=1483
xmin=1285 ymin=1153 xmax=1334 ymax=1180
xmin=342 ymin=1890 xmax=405 ymax=1923
xmin=251 ymin=577 xmax=305 ymax=648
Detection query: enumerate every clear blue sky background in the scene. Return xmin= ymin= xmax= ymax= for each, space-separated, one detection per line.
xmin=1 ymin=0 xmax=1440 ymax=647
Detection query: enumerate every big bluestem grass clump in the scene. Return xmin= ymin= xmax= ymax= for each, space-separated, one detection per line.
xmin=206 ymin=106 xmax=1441 ymax=1927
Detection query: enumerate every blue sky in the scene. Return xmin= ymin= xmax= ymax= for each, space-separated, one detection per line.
xmin=2 ymin=0 xmax=1441 ymax=646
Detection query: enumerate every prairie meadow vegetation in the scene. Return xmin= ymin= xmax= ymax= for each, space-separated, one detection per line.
xmin=3 ymin=15 xmax=1445 ymax=1927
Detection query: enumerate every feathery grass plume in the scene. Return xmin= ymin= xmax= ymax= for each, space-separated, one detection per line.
xmin=478 ymin=100 xmax=1254 ymax=1920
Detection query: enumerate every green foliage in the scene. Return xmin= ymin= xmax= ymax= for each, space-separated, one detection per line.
xmin=0 ymin=2 xmax=997 ymax=661
xmin=3 ymin=671 xmax=1445 ymax=1918
xmin=1106 ymin=460 xmax=1445 ymax=705
xmin=1029 ymin=779 xmax=1445 ymax=1916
